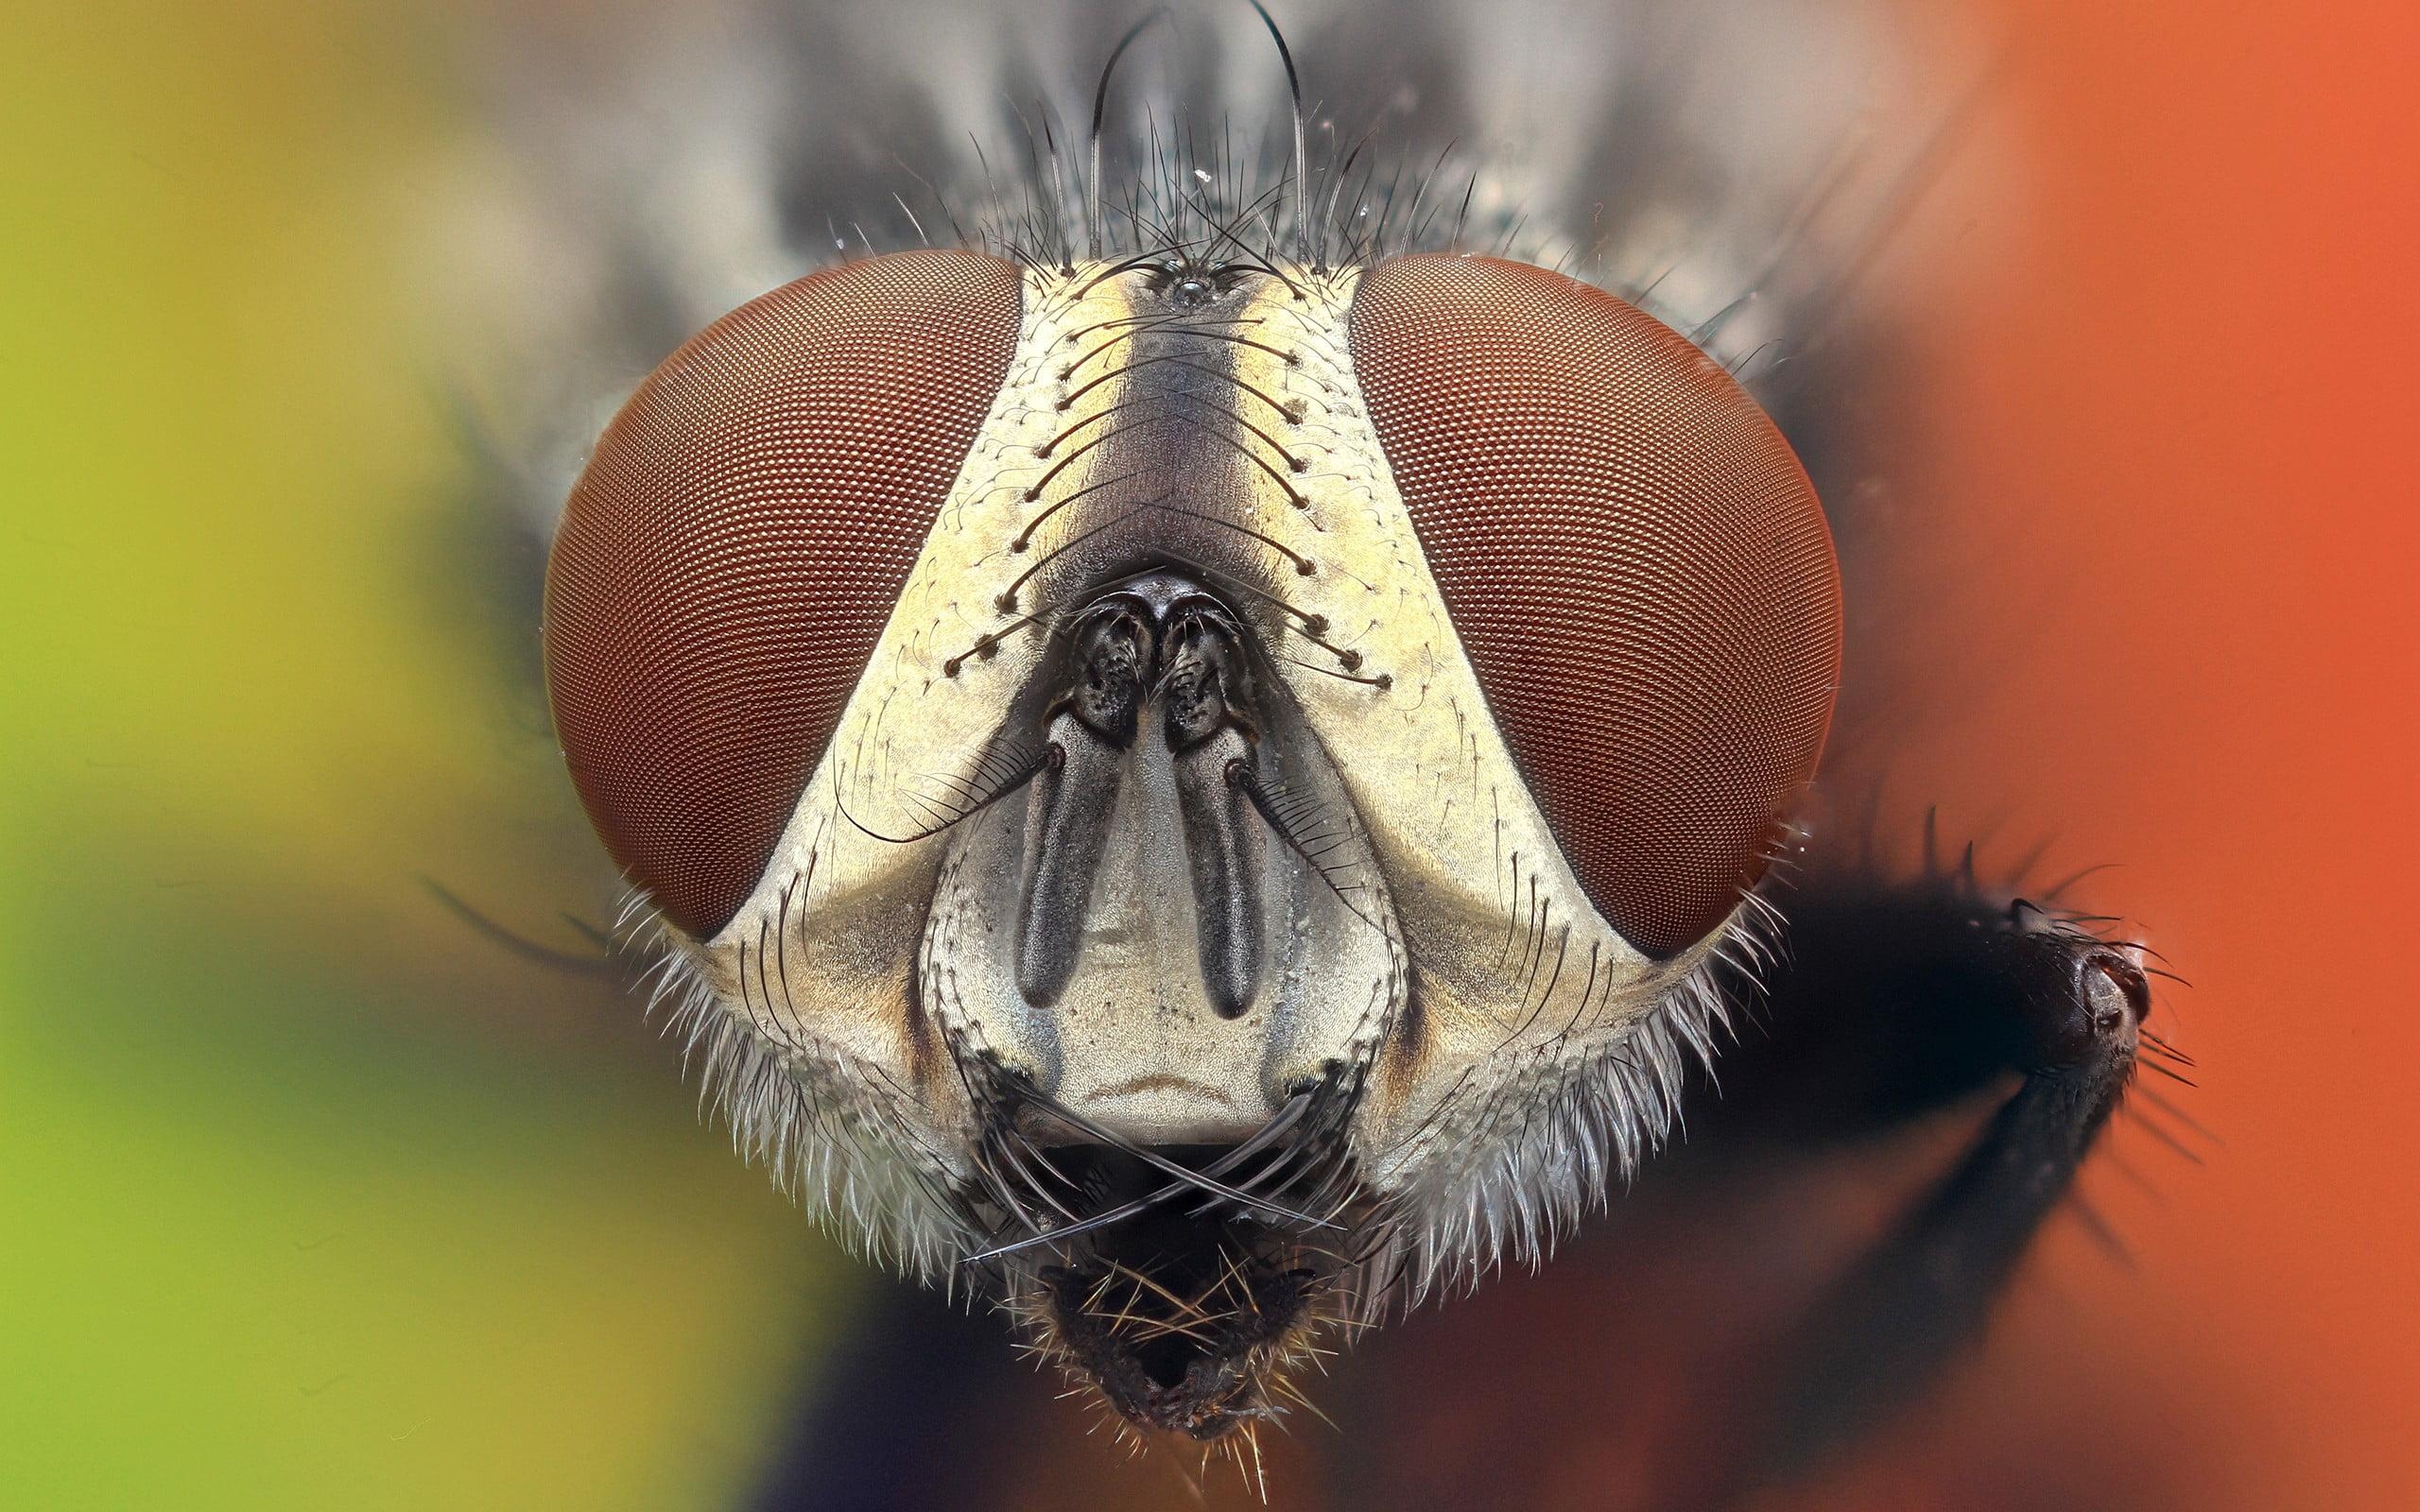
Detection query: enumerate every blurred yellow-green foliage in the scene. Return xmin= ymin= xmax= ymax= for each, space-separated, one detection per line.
xmin=0 ymin=5 xmax=853 ymax=1506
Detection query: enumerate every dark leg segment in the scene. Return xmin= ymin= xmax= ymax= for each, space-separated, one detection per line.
xmin=1707 ymin=881 xmax=2153 ymax=1499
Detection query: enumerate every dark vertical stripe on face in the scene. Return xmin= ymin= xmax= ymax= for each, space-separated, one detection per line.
xmin=1019 ymin=277 xmax=1300 ymax=610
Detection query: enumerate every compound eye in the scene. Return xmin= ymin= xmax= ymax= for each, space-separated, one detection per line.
xmin=1349 ymin=255 xmax=1841 ymax=958
xmin=544 ymin=250 xmax=1022 ymax=939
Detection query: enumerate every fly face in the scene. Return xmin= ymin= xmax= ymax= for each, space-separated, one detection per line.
xmin=544 ymin=225 xmax=1840 ymax=1436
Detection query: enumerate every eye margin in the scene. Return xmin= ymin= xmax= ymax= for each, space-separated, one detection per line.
xmin=1346 ymin=252 xmax=1843 ymax=959
xmin=543 ymin=248 xmax=1026 ymax=939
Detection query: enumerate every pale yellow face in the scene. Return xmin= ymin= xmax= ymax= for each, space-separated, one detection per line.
xmin=683 ymin=260 xmax=1700 ymax=1209
xmin=545 ymin=234 xmax=1838 ymax=1435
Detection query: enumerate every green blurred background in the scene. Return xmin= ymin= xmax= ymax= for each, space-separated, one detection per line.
xmin=1 ymin=4 xmax=856 ymax=1506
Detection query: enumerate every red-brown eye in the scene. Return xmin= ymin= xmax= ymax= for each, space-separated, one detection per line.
xmin=1349 ymin=255 xmax=1841 ymax=958
xmin=544 ymin=249 xmax=1022 ymax=938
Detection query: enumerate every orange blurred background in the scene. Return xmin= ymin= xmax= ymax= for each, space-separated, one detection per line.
xmin=1876 ymin=0 xmax=2420 ymax=1503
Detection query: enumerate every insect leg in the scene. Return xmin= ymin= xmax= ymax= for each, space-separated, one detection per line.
xmin=1718 ymin=873 xmax=2152 ymax=1495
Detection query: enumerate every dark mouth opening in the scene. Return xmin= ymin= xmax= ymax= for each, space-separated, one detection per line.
xmin=962 ymin=1068 xmax=1373 ymax=1439
xmin=958 ymin=1059 xmax=1384 ymax=1441
xmin=1031 ymin=1143 xmax=1327 ymax=1437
